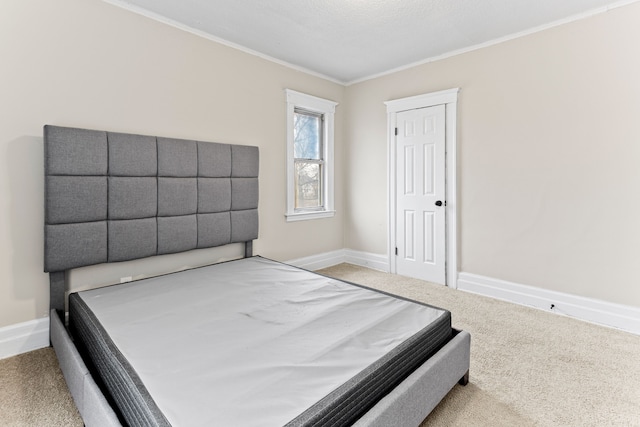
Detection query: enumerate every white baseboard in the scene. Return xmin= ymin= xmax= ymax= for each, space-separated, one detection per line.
xmin=0 ymin=317 xmax=50 ymax=360
xmin=286 ymin=249 xmax=348 ymax=270
xmin=286 ymin=249 xmax=390 ymax=272
xmin=457 ymin=272 xmax=640 ymax=336
xmin=343 ymin=250 xmax=390 ymax=272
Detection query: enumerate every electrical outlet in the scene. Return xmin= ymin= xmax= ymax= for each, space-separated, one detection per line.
xmin=120 ymin=276 xmax=133 ymax=283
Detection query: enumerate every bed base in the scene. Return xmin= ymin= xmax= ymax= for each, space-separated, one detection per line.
xmin=50 ymin=310 xmax=119 ymax=427
xmin=51 ymin=309 xmax=470 ymax=427
xmin=353 ymin=329 xmax=470 ymax=427
xmin=44 ymin=126 xmax=470 ymax=425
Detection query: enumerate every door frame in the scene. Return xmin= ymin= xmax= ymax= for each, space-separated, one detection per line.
xmin=385 ymin=88 xmax=459 ymax=288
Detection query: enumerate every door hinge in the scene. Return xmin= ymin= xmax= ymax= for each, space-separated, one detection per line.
xmin=394 ymin=127 xmax=398 ymax=136
xmin=395 ymin=247 xmax=398 ymax=255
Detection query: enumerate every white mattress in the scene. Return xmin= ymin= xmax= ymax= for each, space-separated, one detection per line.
xmin=75 ymin=257 xmax=448 ymax=426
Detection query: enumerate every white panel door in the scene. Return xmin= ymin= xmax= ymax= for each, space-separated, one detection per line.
xmin=396 ymin=105 xmax=446 ymax=284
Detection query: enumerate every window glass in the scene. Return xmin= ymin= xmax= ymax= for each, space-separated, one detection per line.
xmin=295 ymin=162 xmax=322 ymax=209
xmin=294 ymin=109 xmax=322 ymax=160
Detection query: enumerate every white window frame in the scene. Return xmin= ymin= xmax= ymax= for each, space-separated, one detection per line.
xmin=285 ymin=89 xmax=337 ymax=222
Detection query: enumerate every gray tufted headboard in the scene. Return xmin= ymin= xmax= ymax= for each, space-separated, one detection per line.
xmin=44 ymin=125 xmax=259 ymax=314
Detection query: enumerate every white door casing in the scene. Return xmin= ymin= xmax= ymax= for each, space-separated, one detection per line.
xmin=395 ymin=105 xmax=446 ymax=284
xmin=385 ymin=88 xmax=459 ymax=288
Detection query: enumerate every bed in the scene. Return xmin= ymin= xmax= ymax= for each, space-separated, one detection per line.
xmin=44 ymin=125 xmax=470 ymax=427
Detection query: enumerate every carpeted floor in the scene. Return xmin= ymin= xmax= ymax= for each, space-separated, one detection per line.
xmin=1 ymin=263 xmax=639 ymax=426
xmin=0 ymin=347 xmax=82 ymax=426
xmin=319 ymin=264 xmax=640 ymax=427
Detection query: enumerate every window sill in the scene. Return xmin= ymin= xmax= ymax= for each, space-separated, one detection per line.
xmin=285 ymin=210 xmax=336 ymax=222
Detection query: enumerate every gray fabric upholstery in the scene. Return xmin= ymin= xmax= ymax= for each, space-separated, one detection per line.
xmin=44 ymin=125 xmax=259 ymax=272
xmin=232 ymin=145 xmax=259 ymax=177
xmin=231 ymin=210 xmax=259 ymax=243
xmin=50 ymin=310 xmax=122 ymax=427
xmin=108 ymin=133 xmax=157 ymax=176
xmin=45 ymin=126 xmax=108 ymax=176
xmin=197 ymin=212 xmax=231 ymax=248
xmin=158 ymin=215 xmax=198 ymax=255
xmin=198 ymin=142 xmax=231 ymax=177
xmin=353 ymin=330 xmax=471 ymax=427
xmin=45 ymin=222 xmax=108 ymax=272
xmin=49 ymin=272 xmax=66 ymax=314
xmin=158 ymin=178 xmax=198 ymax=216
xmin=198 ymin=178 xmax=231 ymax=213
xmin=157 ymin=138 xmax=198 ymax=177
xmin=108 ymin=177 xmax=157 ymax=220
xmin=231 ymin=178 xmax=259 ymax=210
xmin=46 ymin=176 xmax=107 ymax=224
xmin=108 ymin=219 xmax=157 ymax=262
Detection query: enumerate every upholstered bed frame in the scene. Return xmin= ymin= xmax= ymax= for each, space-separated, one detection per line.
xmin=44 ymin=125 xmax=259 ymax=317
xmin=44 ymin=125 xmax=470 ymax=426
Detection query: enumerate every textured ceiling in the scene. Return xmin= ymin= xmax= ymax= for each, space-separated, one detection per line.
xmin=106 ymin=0 xmax=637 ymax=84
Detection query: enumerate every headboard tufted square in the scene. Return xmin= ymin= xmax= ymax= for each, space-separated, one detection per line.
xmin=44 ymin=125 xmax=259 ymax=274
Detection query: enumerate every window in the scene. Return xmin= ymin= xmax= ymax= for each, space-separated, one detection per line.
xmin=294 ymin=108 xmax=324 ymax=209
xmin=285 ymin=89 xmax=337 ymax=221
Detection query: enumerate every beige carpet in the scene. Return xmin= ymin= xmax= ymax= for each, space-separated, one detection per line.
xmin=318 ymin=264 xmax=640 ymax=427
xmin=1 ymin=263 xmax=639 ymax=426
xmin=0 ymin=347 xmax=82 ymax=427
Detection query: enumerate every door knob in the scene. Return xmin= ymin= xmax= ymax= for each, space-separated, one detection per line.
xmin=435 ymin=200 xmax=443 ymax=207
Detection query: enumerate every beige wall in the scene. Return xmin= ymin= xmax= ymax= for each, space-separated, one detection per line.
xmin=345 ymin=3 xmax=640 ymax=307
xmin=0 ymin=0 xmax=345 ymax=327
xmin=3 ymin=0 xmax=640 ymax=330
